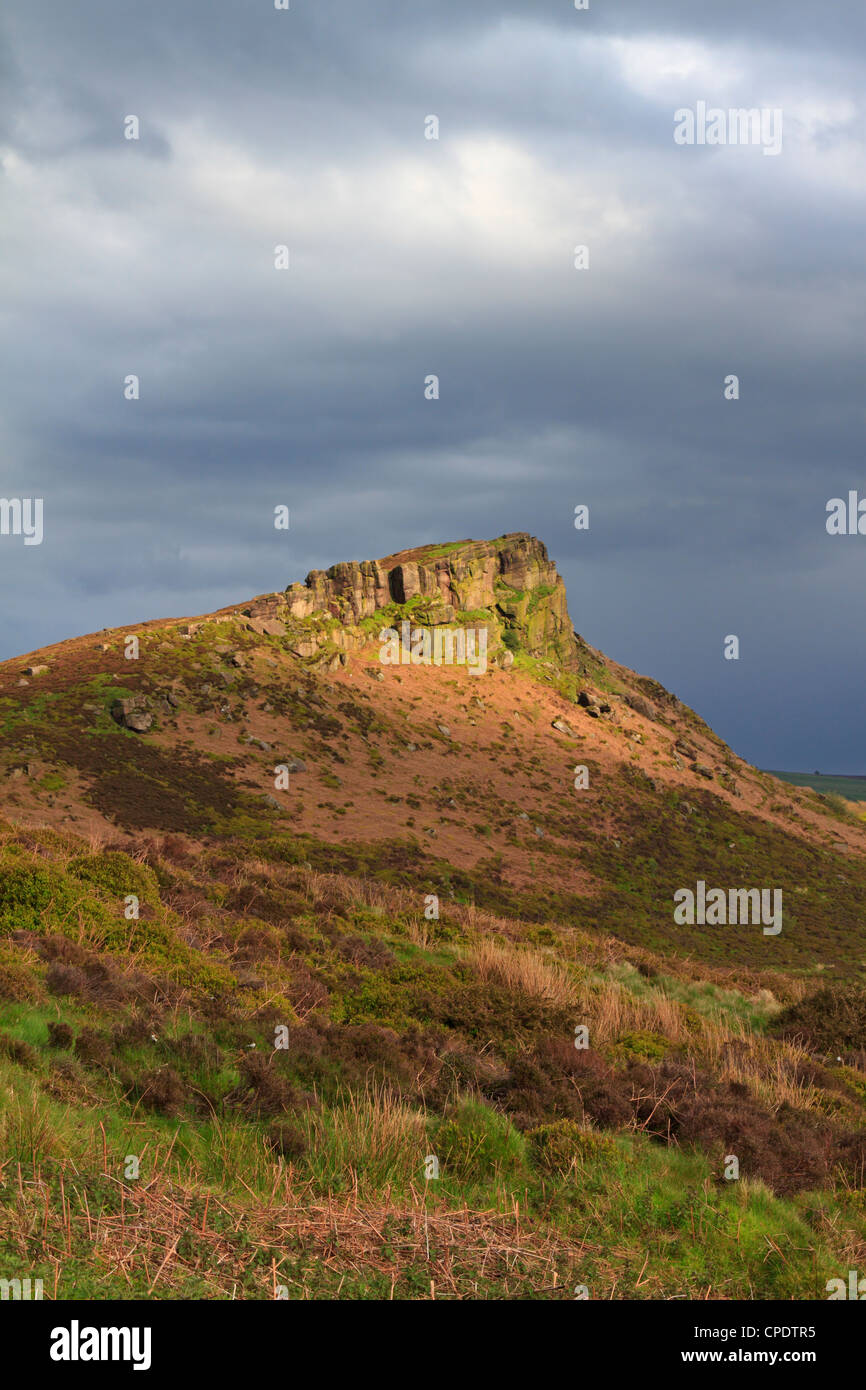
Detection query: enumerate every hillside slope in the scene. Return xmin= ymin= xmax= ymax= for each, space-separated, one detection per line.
xmin=1 ymin=534 xmax=865 ymax=1300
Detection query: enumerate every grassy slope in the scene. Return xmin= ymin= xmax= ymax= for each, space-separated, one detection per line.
xmin=0 ymin=822 xmax=865 ymax=1300
xmin=1 ymin=593 xmax=865 ymax=1299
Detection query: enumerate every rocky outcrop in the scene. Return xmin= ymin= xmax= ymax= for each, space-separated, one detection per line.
xmin=276 ymin=533 xmax=579 ymax=668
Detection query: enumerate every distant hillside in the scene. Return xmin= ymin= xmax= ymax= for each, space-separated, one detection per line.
xmin=768 ymin=770 xmax=866 ymax=804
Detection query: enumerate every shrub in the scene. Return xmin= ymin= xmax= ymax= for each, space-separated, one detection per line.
xmin=0 ymin=863 xmax=81 ymax=933
xmin=433 ymin=1099 xmax=526 ymax=1184
xmin=47 ymin=1021 xmax=74 ymax=1049
xmin=266 ymin=1121 xmax=308 ymax=1161
xmin=134 ymin=1066 xmax=188 ymax=1115
xmin=69 ymin=851 xmax=161 ymax=906
xmin=770 ymin=985 xmax=866 ymax=1053
xmin=613 ymin=1030 xmax=670 ymax=1061
xmin=527 ymin=1119 xmax=617 ymax=1175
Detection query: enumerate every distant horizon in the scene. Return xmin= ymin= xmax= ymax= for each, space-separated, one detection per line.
xmin=765 ymin=769 xmax=866 ymax=790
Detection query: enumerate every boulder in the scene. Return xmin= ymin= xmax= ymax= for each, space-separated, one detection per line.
xmin=249 ymin=617 xmax=286 ymax=638
xmin=111 ymin=697 xmax=153 ymax=733
xmin=626 ymin=694 xmax=656 ymax=720
xmin=290 ymin=638 xmax=319 ymax=658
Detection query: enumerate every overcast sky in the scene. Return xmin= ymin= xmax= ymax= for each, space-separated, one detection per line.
xmin=1 ymin=1 xmax=864 ymax=771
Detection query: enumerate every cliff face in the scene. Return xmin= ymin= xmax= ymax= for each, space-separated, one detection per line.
xmin=275 ymin=533 xmax=579 ymax=668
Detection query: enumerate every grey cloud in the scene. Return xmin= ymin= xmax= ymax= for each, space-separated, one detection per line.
xmin=0 ymin=0 xmax=864 ymax=771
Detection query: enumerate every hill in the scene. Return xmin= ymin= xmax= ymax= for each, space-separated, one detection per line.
xmin=1 ymin=533 xmax=864 ymax=1300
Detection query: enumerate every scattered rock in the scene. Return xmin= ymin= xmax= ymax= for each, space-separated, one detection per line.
xmin=690 ymin=762 xmax=714 ymax=780
xmin=249 ymin=617 xmax=286 ymax=638
xmin=626 ymin=694 xmax=656 ymax=721
xmin=290 ymin=638 xmax=319 ymax=658
xmin=287 ymin=759 xmax=306 ymax=774
xmin=24 ymin=665 xmax=48 ymax=676
xmin=111 ymin=697 xmax=153 ymax=733
xmin=437 ymin=725 xmax=452 ymax=738
xmin=260 ymin=793 xmax=282 ymax=812
xmin=500 ymin=650 xmax=514 ymax=669
xmin=365 ymin=666 xmax=384 ymax=682
xmin=551 ymin=718 xmax=577 ymax=737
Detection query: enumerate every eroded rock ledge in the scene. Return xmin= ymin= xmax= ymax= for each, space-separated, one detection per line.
xmin=261 ymin=533 xmax=580 ymax=668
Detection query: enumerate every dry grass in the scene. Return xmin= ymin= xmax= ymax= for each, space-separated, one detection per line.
xmin=614 ymin=988 xmax=681 ymax=1041
xmin=0 ymin=1155 xmax=589 ymax=1300
xmin=300 ymin=1083 xmax=428 ymax=1191
xmin=465 ymin=938 xmax=579 ymax=1008
xmin=718 ymin=1036 xmax=823 ymax=1113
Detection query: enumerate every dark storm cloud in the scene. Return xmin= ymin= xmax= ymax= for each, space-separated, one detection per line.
xmin=0 ymin=1 xmax=864 ymax=769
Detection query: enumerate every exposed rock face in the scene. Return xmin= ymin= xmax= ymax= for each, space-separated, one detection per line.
xmin=277 ymin=533 xmax=579 ymax=668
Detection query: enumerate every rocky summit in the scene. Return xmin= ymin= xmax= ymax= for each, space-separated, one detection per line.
xmin=241 ymin=533 xmax=580 ymax=671
xmin=1 ymin=534 xmax=866 ymax=1301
